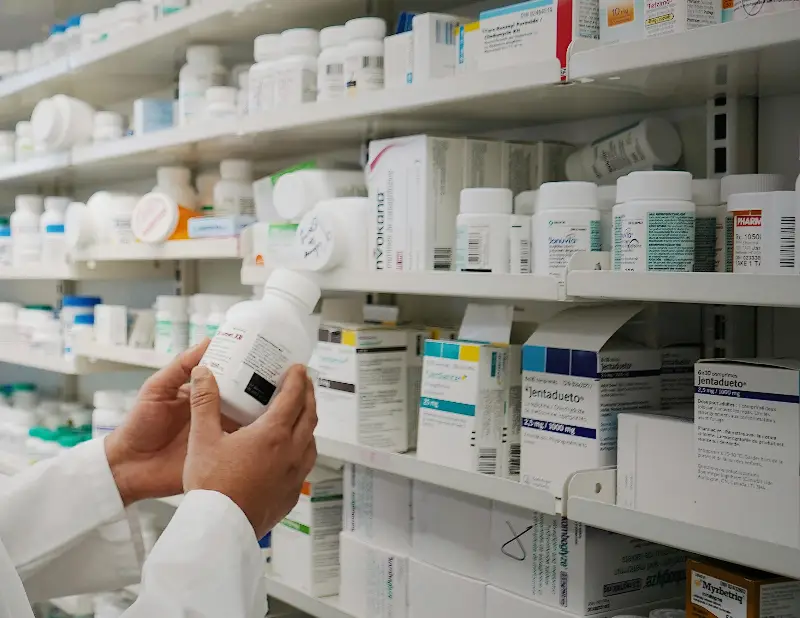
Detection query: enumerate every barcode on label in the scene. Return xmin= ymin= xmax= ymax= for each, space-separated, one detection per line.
xmin=508 ymin=444 xmax=520 ymax=477
xmin=478 ymin=448 xmax=497 ymax=475
xmin=780 ymin=216 xmax=795 ymax=269
xmin=468 ymin=232 xmax=484 ymax=265
xmin=361 ymin=56 xmax=384 ymax=69
xmin=435 ymin=19 xmax=456 ymax=45
xmin=434 ymin=248 xmax=452 ymax=270
xmin=519 ymin=239 xmax=531 ymax=273
xmin=326 ymin=63 xmax=344 ymax=75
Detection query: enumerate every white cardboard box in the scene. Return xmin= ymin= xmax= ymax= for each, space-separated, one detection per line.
xmin=343 ymin=463 xmax=412 ymax=555
xmin=409 ymin=558 xmax=486 ymax=618
xmin=501 ymin=345 xmax=522 ymax=480
xmin=368 ymin=135 xmax=465 ymax=271
xmin=418 ymin=340 xmax=508 ymax=475
xmin=661 ymin=345 xmax=702 ymax=410
xmin=501 ymin=141 xmax=575 ymax=195
xmin=617 ymin=413 xmax=696 ymax=523
xmin=695 ymin=359 xmax=800 ymax=548
xmin=272 ymin=467 xmax=343 ymax=597
xmin=456 ymin=21 xmax=480 ymax=73
xmin=314 ymin=323 xmax=409 ymax=452
xmin=411 ymin=481 xmax=491 ymax=581
xmin=488 ymin=502 xmax=686 ymax=613
xmin=339 ymin=533 xmax=408 ymax=618
xmin=412 ymin=13 xmax=466 ymax=82
xmin=464 ymin=138 xmax=504 ymax=189
xmin=521 ymin=305 xmax=661 ymax=496
xmin=385 ymin=31 xmax=414 ymax=88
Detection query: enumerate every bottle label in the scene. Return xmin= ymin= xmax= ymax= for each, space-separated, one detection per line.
xmin=345 ymin=55 xmax=385 ymax=93
xmin=543 ymin=218 xmax=600 ymax=286
xmin=155 ymin=320 xmax=188 ymax=354
xmin=616 ymin=211 xmax=694 ymax=271
xmin=319 ymin=62 xmax=345 ymax=99
xmin=456 ymin=224 xmax=491 ymax=272
xmin=695 ymin=216 xmax=716 ymax=272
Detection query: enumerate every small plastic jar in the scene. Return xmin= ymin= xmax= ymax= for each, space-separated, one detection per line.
xmin=94 ymin=304 xmax=128 ymax=346
xmin=0 ymin=302 xmax=18 ymax=340
xmin=11 ymin=195 xmax=44 ymax=266
xmin=612 ymin=171 xmax=695 ymax=272
xmin=31 ymin=95 xmax=96 ymax=151
xmin=11 ymin=383 xmax=38 ymax=411
xmin=691 ymin=179 xmax=722 ymax=273
xmin=93 ymin=111 xmax=125 ymax=142
xmin=107 ymin=194 xmax=140 ymax=244
xmin=344 ymin=17 xmax=387 ymax=95
xmin=154 ymin=166 xmax=198 ymax=209
xmin=155 ymin=295 xmax=189 ymax=355
xmin=80 ymin=13 xmax=102 ymax=48
xmin=317 ymin=26 xmax=347 ymax=101
xmin=0 ymin=131 xmax=15 ymax=164
xmin=66 ymin=313 xmax=95 ymax=359
xmin=205 ymin=86 xmax=238 ymax=119
xmin=456 ymin=188 xmax=512 ymax=274
xmin=728 ymin=191 xmax=797 ymax=274
xmin=249 ymin=34 xmax=282 ymax=113
xmin=196 ymin=170 xmax=221 ymax=213
xmin=92 ymin=390 xmax=127 ymax=439
xmin=274 ymin=29 xmax=320 ymax=107
xmin=40 ymin=196 xmax=71 ymax=264
xmin=596 ymin=184 xmax=617 ymax=253
xmin=15 ymin=122 xmax=34 ymax=162
xmin=189 ymin=294 xmax=213 ymax=346
xmin=237 ymin=70 xmax=250 ymax=116
xmin=61 ymin=296 xmax=102 ymax=354
xmin=214 ymin=159 xmax=255 ymax=216
xmin=295 ymin=197 xmax=370 ymax=271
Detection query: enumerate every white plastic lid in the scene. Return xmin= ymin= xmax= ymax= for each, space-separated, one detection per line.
xmin=15 ymin=195 xmax=44 ymax=214
xmin=30 ymin=98 xmax=66 ymax=147
xmin=514 ymin=190 xmax=537 ymax=215
xmin=596 ymin=185 xmax=617 ymax=211
xmin=720 ymin=174 xmax=786 ymax=202
xmin=220 ymin=159 xmax=253 ymax=180
xmin=157 ymin=166 xmax=192 ymax=188
xmin=727 ymin=191 xmax=796 ymax=213
xmin=296 ymin=208 xmax=343 ymax=272
xmin=254 ymin=34 xmax=282 ymax=62
xmin=345 ymin=17 xmax=387 ymax=41
xmin=108 ymin=193 xmax=140 ymax=213
xmin=459 ymin=188 xmax=512 ymax=215
xmin=206 ymin=86 xmax=237 ymax=106
xmin=130 ymin=193 xmax=180 ymax=244
xmin=16 ymin=121 xmax=32 ymax=137
xmin=116 ymin=1 xmax=143 ymax=20
xmin=691 ymin=178 xmax=721 ymax=206
xmin=538 ymin=182 xmax=599 ymax=210
xmin=94 ymin=111 xmax=124 ymax=128
xmin=272 ymin=171 xmax=319 ymax=221
xmin=186 ymin=45 xmax=222 ymax=66
xmin=281 ymin=28 xmax=320 ymax=57
xmin=320 ymin=25 xmax=348 ymax=49
xmin=619 ymin=171 xmax=692 ymax=202
xmin=94 ymin=390 xmax=124 ymax=411
xmin=44 ymin=196 xmax=71 ymax=213
xmin=156 ymin=295 xmax=189 ymax=315
xmin=65 ymin=202 xmax=95 ymax=249
xmin=264 ymin=268 xmax=321 ymax=312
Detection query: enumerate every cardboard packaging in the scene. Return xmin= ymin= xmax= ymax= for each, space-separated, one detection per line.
xmin=417 ymin=340 xmax=508 ymax=475
xmin=385 ymin=31 xmax=414 ymax=88
xmin=617 ymin=413 xmax=695 ymax=523
xmin=488 ymin=502 xmax=687 ymax=613
xmin=464 ymin=139 xmax=504 ymax=189
xmin=411 ymin=481 xmax=491 ymax=581
xmin=343 ymin=463 xmax=412 ymax=555
xmin=408 ymin=558 xmax=486 ymax=618
xmin=456 ymin=21 xmax=480 ymax=74
xmin=315 ymin=323 xmax=408 ymax=452
xmin=411 ymin=13 xmax=467 ymax=82
xmin=521 ymin=305 xmax=661 ymax=496
xmin=339 ymin=532 xmax=409 ymax=618
xmin=502 ymin=345 xmax=522 ymax=480
xmin=368 ymin=135 xmax=465 ymax=272
xmin=687 ymin=558 xmax=800 ymax=618
xmin=501 ymin=141 xmax=575 ymax=196
xmin=694 ymin=359 xmax=800 ymax=547
xmin=661 ymin=345 xmax=702 ymax=410
xmin=600 ymin=1 xmax=720 ymax=45
xmin=272 ymin=467 xmax=343 ymax=597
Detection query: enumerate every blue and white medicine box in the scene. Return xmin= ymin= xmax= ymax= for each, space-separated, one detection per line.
xmin=521 ymin=305 xmax=660 ymax=496
xmin=417 ymin=340 xmax=508 ymax=475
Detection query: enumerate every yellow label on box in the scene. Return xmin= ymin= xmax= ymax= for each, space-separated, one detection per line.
xmin=607 ymin=1 xmax=635 ymax=26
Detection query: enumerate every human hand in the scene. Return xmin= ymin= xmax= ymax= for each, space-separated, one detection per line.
xmin=184 ymin=364 xmax=317 ymax=538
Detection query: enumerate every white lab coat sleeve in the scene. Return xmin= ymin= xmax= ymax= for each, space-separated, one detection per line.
xmin=123 ymin=490 xmax=267 ymax=618
xmin=0 ymin=438 xmax=143 ymax=601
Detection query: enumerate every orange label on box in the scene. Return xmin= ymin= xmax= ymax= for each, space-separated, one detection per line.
xmin=607 ymin=1 xmax=636 ymax=26
xmin=722 ymin=0 xmax=734 ymax=8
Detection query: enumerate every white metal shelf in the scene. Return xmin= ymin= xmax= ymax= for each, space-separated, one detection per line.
xmin=0 ymin=344 xmax=133 ymax=375
xmin=0 ymin=261 xmax=170 ymax=280
xmin=264 ymin=575 xmax=351 ymax=618
xmin=568 ymin=497 xmax=800 ymax=580
xmin=50 ymin=595 xmax=94 ymax=616
xmin=71 ymin=238 xmax=242 ymax=262
xmin=72 ymin=341 xmax=173 ymax=371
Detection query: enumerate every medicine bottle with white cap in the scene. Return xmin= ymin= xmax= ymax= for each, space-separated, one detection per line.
xmin=344 ymin=17 xmax=387 ymax=95
xmin=199 ymin=269 xmax=321 ymax=426
xmin=455 ymin=188 xmax=512 ymax=274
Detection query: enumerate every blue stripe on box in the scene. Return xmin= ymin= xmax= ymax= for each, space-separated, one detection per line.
xmin=545 ymin=348 xmax=570 ymax=374
xmin=424 ymin=341 xmax=442 ymax=358
xmin=442 ymin=342 xmax=460 ymax=360
xmin=522 ymin=417 xmax=597 ymax=439
xmin=572 ymin=350 xmax=599 ymax=379
xmin=523 ymin=346 xmax=601 ymax=377
xmin=523 ymin=346 xmax=546 ymax=372
xmin=695 ymin=387 xmax=800 ymax=403
xmin=481 ymin=0 xmax=553 ymax=19
xmin=420 ymin=397 xmax=476 ymax=416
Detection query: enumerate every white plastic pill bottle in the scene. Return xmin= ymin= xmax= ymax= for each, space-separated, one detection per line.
xmin=273 ymin=168 xmax=367 ymax=221
xmin=613 ymin=170 xmax=695 ymax=272
xmin=249 ymin=34 xmax=283 ymax=114
xmin=107 ymin=194 xmax=140 ymax=244
xmin=691 ymin=178 xmax=722 ymax=273
xmin=15 ymin=121 xmax=34 ymax=162
xmin=205 ymin=86 xmax=238 ymax=119
xmin=274 ymin=29 xmax=320 ymax=108
xmin=534 ymin=182 xmax=601 ymax=288
xmin=344 ymin=17 xmax=387 ymax=95
xmin=93 ymin=111 xmax=124 ymax=142
xmin=718 ymin=174 xmax=786 ymax=272
xmin=728 ymin=191 xmax=797 ymax=274
xmin=40 ymin=196 xmax=71 ymax=263
xmin=214 ymin=159 xmax=255 ymax=216
xmin=155 ymin=166 xmax=198 ymax=210
xmin=0 ymin=131 xmax=15 ymax=164
xmin=189 ymin=294 xmax=213 ymax=347
xmin=295 ymin=197 xmax=370 ymax=272
xmin=565 ymin=117 xmax=682 ymax=183
xmin=205 ymin=295 xmax=243 ymax=339
xmin=154 ymin=295 xmax=189 ymax=355
xmin=455 ymin=188 xmax=512 ymax=274
xmin=509 ymin=212 xmax=532 ymax=275
xmin=199 ymin=269 xmax=321 ymax=426
xmin=92 ymin=390 xmax=127 ymax=439
xmin=178 ymin=45 xmax=227 ymax=126
xmin=11 ymin=194 xmax=44 ymax=266
xmin=596 ymin=184 xmax=617 ymax=253
xmin=31 ymin=95 xmax=96 ymax=151
xmin=317 ymin=26 xmax=347 ymax=101
xmin=196 ymin=170 xmax=221 ymax=213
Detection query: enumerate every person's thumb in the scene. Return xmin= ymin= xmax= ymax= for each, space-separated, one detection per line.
xmin=189 ymin=366 xmax=223 ymax=449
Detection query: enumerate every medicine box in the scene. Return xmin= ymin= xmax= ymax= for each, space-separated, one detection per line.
xmin=617 ymin=413 xmax=695 ymax=523
xmin=384 ymin=31 xmax=414 ymax=88
xmin=343 ymin=463 xmax=412 ymax=555
xmin=464 ymin=139 xmax=504 ymax=189
xmin=188 ymin=215 xmax=255 ymax=239
xmin=521 ymin=305 xmax=661 ymax=496
xmin=501 ymin=345 xmax=522 ymax=480
xmin=314 ymin=323 xmax=409 ymax=452
xmin=411 ymin=13 xmax=467 ymax=82
xmin=501 ymin=141 xmax=575 ymax=196
xmin=272 ymin=466 xmax=343 ymax=597
xmin=488 ymin=502 xmax=687 ymax=613
xmin=688 ymin=558 xmax=800 ymax=618
xmin=133 ymin=98 xmax=174 ymax=136
xmin=694 ymin=359 xmax=800 ymax=548
xmin=411 ymin=481 xmax=491 ymax=581
xmin=340 ymin=532 xmax=409 ymax=618
xmin=479 ymin=0 xmax=599 ymax=78
xmin=660 ymin=345 xmax=701 ymax=409
xmin=456 ymin=21 xmax=480 ymax=74
xmin=409 ymin=558 xmax=486 ymax=618
xmin=417 ymin=339 xmax=508 ymax=475
xmin=368 ymin=135 xmax=465 ymax=272
xmin=600 ymin=1 xmax=720 ymax=45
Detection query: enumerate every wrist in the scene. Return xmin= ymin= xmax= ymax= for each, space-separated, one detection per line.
xmin=104 ymin=434 xmax=139 ymax=507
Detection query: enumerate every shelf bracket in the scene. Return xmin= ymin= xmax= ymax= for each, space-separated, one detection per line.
xmin=562 ymin=467 xmax=616 ymax=516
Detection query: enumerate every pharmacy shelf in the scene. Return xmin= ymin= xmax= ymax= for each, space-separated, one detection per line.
xmin=50 ymin=595 xmax=94 ymax=616
xmin=316 ymin=437 xmax=557 ymax=515
xmin=72 ymin=341 xmax=173 ymax=371
xmin=0 ymin=261 xmax=171 ymax=280
xmin=157 ymin=496 xmax=183 ymax=508
xmin=568 ymin=497 xmax=800 ymax=580
xmin=0 ymin=152 xmax=71 ymax=185
xmin=566 ymin=271 xmax=800 ymax=308
xmin=0 ymin=453 xmax=26 ymax=476
xmin=71 ymin=238 xmax=242 ymax=262
xmin=0 ymin=344 xmax=131 ymax=375
xmin=241 ymin=266 xmax=563 ymax=302
xmin=264 ymin=575 xmax=351 ymax=618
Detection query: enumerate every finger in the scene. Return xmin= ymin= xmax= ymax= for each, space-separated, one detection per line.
xmin=292 ymin=379 xmax=317 ymax=450
xmin=254 ymin=365 xmax=308 ymax=430
xmin=188 ymin=365 xmax=223 ymax=449
xmin=143 ymin=339 xmax=210 ymax=395
xmin=300 ymin=438 xmax=317 ymax=475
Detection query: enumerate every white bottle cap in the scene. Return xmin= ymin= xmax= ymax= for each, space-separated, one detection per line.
xmin=272 ymin=171 xmax=320 ymax=221
xmin=15 ymin=121 xmax=32 ymax=137
xmin=30 ymin=97 xmax=66 ymax=148
xmin=116 ymin=1 xmax=144 ymax=21
xmin=265 ymin=268 xmax=321 ymax=312
xmin=206 ymin=86 xmax=237 ymax=107
xmin=459 ymin=188 xmax=512 ymax=215
xmin=320 ymin=25 xmax=348 ymax=49
xmin=65 ymin=202 xmax=95 ymax=249
xmin=15 ymin=195 xmax=44 ymax=214
xmin=131 ymin=193 xmax=180 ymax=244
xmin=94 ymin=111 xmax=124 ymax=128
xmin=538 ymin=181 xmax=598 ymax=210
xmin=44 ymin=196 xmax=71 ymax=213
xmin=254 ymin=34 xmax=282 ymax=62
xmin=281 ymin=28 xmax=320 ymax=57
xmin=157 ymin=166 xmax=191 ymax=188
xmin=345 ymin=17 xmax=387 ymax=41
xmin=619 ymin=171 xmax=692 ymax=202
xmin=186 ymin=45 xmax=222 ymax=66
xmin=727 ymin=191 xmax=795 ymax=213
xmin=220 ymin=159 xmax=253 ymax=180
xmin=514 ymin=190 xmax=537 ymax=215
xmin=691 ymin=178 xmax=721 ymax=206
xmin=94 ymin=390 xmax=124 ymax=410
xmin=720 ymin=174 xmax=786 ymax=202
xmin=156 ymin=295 xmax=189 ymax=315
xmin=639 ymin=117 xmax=682 ymax=165
xmin=596 ymin=185 xmax=617 ymax=211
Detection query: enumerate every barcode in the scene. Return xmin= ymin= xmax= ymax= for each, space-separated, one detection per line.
xmin=508 ymin=444 xmax=520 ymax=477
xmin=780 ymin=216 xmax=795 ymax=269
xmin=326 ymin=63 xmax=344 ymax=75
xmin=468 ymin=232 xmax=484 ymax=265
xmin=519 ymin=239 xmax=531 ymax=273
xmin=361 ymin=56 xmax=384 ymax=69
xmin=434 ymin=248 xmax=452 ymax=270
xmin=478 ymin=448 xmax=497 ymax=475
xmin=435 ymin=19 xmax=456 ymax=45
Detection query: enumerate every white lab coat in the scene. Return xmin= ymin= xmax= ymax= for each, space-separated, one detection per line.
xmin=0 ymin=439 xmax=267 ymax=617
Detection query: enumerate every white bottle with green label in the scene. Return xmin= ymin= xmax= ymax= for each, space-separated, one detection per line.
xmin=691 ymin=178 xmax=722 ymax=273
xmin=613 ymin=171 xmax=695 ymax=272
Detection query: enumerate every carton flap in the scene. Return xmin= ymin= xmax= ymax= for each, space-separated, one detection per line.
xmin=697 ymin=358 xmax=800 ymax=371
xmin=524 ymin=304 xmax=645 ymax=352
xmin=321 ymin=297 xmax=365 ymax=322
xmin=459 ymin=303 xmax=514 ymax=344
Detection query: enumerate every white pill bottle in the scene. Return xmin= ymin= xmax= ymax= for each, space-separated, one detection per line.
xmin=199 ymin=269 xmax=321 ymax=426
xmin=728 ymin=191 xmax=797 ymax=274
xmin=455 ymin=188 xmax=512 ymax=274
xmin=344 ymin=17 xmax=386 ymax=95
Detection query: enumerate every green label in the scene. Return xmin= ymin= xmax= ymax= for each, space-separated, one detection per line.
xmin=270 ymin=160 xmax=320 ymax=186
xmin=590 ymin=220 xmax=601 ymax=251
xmin=310 ymin=494 xmax=344 ymax=503
xmin=280 ymin=519 xmax=310 ymax=535
xmin=694 ymin=217 xmax=716 ymax=272
xmin=646 ymin=211 xmax=695 ymax=271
